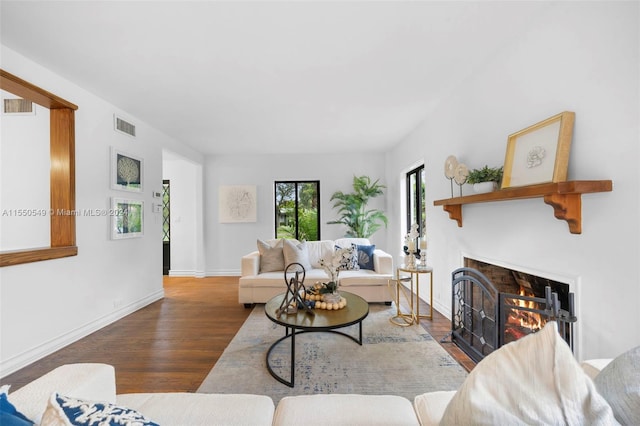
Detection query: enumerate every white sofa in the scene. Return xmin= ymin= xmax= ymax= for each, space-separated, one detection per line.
xmin=5 ymin=363 xmax=420 ymax=426
xmin=3 ymin=356 xmax=618 ymax=426
xmin=239 ymin=238 xmax=394 ymax=306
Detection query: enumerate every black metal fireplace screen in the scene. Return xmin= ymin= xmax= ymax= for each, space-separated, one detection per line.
xmin=450 ymin=267 xmax=577 ymax=363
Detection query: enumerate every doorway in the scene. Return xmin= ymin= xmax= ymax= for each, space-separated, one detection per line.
xmin=162 ymin=179 xmax=170 ymax=275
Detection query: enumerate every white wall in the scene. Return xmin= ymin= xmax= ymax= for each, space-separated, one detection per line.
xmin=385 ymin=2 xmax=639 ymax=360
xmin=0 ymin=90 xmax=50 ymax=250
xmin=203 ymin=153 xmax=388 ymax=276
xmin=0 ymin=46 xmax=204 ymax=376
xmin=162 ymin=151 xmax=205 ymax=277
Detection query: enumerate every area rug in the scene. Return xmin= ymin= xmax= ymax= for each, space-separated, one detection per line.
xmin=197 ymin=303 xmax=468 ymax=404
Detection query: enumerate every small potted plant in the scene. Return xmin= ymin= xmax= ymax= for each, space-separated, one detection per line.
xmin=466 ymin=165 xmax=503 ymax=193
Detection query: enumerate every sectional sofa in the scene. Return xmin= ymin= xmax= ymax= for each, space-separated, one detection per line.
xmin=4 ymin=322 xmax=636 ymax=426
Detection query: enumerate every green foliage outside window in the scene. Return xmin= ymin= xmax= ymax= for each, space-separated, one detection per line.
xmin=275 ymin=181 xmax=320 ymax=241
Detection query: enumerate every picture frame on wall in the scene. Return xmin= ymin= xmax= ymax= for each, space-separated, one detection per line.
xmin=501 ymin=111 xmax=575 ymax=189
xmin=111 ymin=147 xmax=143 ymax=192
xmin=219 ymin=185 xmax=257 ymax=223
xmin=111 ymin=197 xmax=144 ymax=239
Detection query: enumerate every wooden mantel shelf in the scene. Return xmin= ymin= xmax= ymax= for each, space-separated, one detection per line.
xmin=433 ymin=180 xmax=613 ymax=234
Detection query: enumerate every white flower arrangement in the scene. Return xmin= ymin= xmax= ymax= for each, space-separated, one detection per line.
xmin=404 ymin=223 xmax=420 ymax=252
xmin=319 ymin=246 xmax=351 ymax=285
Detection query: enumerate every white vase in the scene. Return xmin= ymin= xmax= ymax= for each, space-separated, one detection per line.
xmin=473 ymin=182 xmax=497 ymax=193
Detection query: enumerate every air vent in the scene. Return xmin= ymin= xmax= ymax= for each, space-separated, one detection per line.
xmin=3 ymin=98 xmax=34 ymax=115
xmin=114 ymin=114 xmax=136 ymax=137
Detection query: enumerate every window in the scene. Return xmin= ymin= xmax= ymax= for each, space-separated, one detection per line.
xmin=406 ymin=165 xmax=426 ymax=236
xmin=275 ymin=181 xmax=320 ymax=241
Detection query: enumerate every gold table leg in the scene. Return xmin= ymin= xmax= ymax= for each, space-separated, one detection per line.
xmin=389 ymin=276 xmax=414 ymax=326
xmin=389 ymin=267 xmax=433 ymax=326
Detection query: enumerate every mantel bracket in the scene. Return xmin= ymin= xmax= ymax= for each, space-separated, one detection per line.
xmin=442 ymin=205 xmax=462 ymax=227
xmin=543 ymin=193 xmax=582 ymax=234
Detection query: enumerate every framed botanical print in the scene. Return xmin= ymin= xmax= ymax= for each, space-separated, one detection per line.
xmin=502 ymin=112 xmax=575 ymax=188
xmin=111 ymin=147 xmax=143 ymax=192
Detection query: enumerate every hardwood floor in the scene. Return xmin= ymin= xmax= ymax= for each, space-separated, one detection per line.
xmin=1 ymin=276 xmax=474 ymax=393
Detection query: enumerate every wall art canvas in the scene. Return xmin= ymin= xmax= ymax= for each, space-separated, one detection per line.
xmin=219 ymin=185 xmax=257 ymax=223
xmin=501 ymin=111 xmax=574 ymax=189
xmin=111 ymin=197 xmax=144 ymax=239
xmin=111 ymin=147 xmax=143 ymax=192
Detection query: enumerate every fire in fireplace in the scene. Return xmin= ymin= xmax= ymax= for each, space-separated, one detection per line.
xmin=450 ymin=264 xmax=577 ymax=363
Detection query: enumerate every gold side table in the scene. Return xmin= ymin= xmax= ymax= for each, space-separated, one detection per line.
xmin=389 ymin=265 xmax=433 ymax=326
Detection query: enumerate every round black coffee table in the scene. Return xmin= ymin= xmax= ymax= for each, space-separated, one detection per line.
xmin=264 ymin=291 xmax=369 ymax=387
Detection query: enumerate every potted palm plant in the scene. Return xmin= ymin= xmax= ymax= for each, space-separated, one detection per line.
xmin=327 ymin=175 xmax=388 ymax=238
xmin=466 ymin=165 xmax=504 ymax=193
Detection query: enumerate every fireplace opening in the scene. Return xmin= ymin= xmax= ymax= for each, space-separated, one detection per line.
xmin=450 ymin=259 xmax=577 ymax=363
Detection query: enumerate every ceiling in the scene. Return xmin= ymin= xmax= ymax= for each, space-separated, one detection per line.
xmin=0 ymin=1 xmax=551 ymax=156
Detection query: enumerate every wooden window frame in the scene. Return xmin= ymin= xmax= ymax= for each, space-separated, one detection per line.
xmin=0 ymin=69 xmax=78 ymax=267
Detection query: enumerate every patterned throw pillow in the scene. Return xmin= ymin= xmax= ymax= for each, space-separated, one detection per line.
xmin=257 ymin=238 xmax=284 ymax=273
xmin=356 ymin=244 xmax=376 ymax=270
xmin=40 ymin=393 xmax=159 ymax=426
xmin=0 ymin=386 xmax=33 ymax=426
xmin=335 ymin=244 xmax=359 ymax=271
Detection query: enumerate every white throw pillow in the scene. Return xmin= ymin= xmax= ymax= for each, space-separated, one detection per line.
xmin=282 ymin=239 xmax=312 ymax=272
xmin=594 ymin=345 xmax=640 ymax=425
xmin=440 ymin=321 xmax=617 ymax=425
xmin=305 ymin=240 xmax=335 ymax=268
xmin=257 ymin=239 xmax=284 ymax=273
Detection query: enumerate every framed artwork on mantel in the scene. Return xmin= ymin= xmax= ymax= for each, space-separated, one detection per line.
xmin=501 ymin=111 xmax=575 ymax=189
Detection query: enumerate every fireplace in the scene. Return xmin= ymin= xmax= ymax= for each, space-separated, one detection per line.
xmin=450 ymin=259 xmax=577 ymax=363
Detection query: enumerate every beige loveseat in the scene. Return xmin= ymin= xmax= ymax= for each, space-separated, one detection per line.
xmin=239 ymin=238 xmax=394 ymax=307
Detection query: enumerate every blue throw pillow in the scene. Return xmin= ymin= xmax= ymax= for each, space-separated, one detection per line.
xmin=0 ymin=387 xmax=34 ymax=426
xmin=357 ymin=244 xmax=376 ymax=270
xmin=41 ymin=393 xmax=159 ymax=426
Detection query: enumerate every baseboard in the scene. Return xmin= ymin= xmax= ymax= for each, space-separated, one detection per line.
xmin=434 ymin=299 xmax=451 ymax=319
xmin=169 ymin=269 xmax=206 ymax=278
xmin=205 ymin=269 xmax=240 ymax=277
xmin=0 ymin=290 xmax=164 ymax=378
